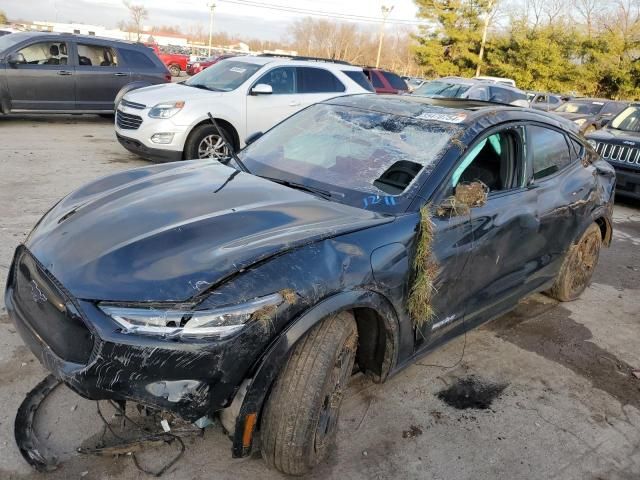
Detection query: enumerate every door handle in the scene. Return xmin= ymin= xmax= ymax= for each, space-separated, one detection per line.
xmin=114 ymin=72 xmax=128 ymax=77
xmin=57 ymin=70 xmax=72 ymax=76
xmin=288 ymin=101 xmax=301 ymax=107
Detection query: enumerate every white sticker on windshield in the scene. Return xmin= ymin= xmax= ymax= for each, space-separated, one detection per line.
xmin=230 ymin=67 xmax=246 ymax=73
xmin=417 ymin=112 xmax=467 ymax=123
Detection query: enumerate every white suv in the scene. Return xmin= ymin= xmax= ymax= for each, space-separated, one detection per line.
xmin=115 ymin=55 xmax=373 ymax=161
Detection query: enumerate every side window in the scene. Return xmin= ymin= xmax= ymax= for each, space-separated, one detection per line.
xmin=77 ymin=43 xmax=119 ymax=67
xmin=255 ymin=67 xmax=296 ymax=94
xmin=342 ymin=70 xmax=374 ymax=92
xmin=452 ymin=128 xmax=524 ymax=193
xmin=297 ymin=67 xmax=345 ymax=93
xmin=467 ymin=86 xmax=490 ymax=101
xmin=17 ymin=41 xmax=69 ymax=65
xmin=535 ymin=95 xmax=547 ymax=104
xmin=569 ymin=137 xmax=584 ymax=161
xmin=601 ymin=102 xmax=625 ymax=115
xmin=371 ymin=72 xmax=385 ymax=89
xmin=528 ymin=126 xmax=572 ymax=180
xmin=382 ymin=71 xmax=407 ymax=90
xmin=489 ymin=86 xmax=510 ymax=104
xmin=120 ymin=49 xmax=157 ymax=69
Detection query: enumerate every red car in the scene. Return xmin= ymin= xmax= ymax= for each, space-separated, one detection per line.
xmin=146 ymin=43 xmax=189 ymax=77
xmin=187 ymin=54 xmax=236 ymax=76
xmin=363 ymin=68 xmax=409 ymax=94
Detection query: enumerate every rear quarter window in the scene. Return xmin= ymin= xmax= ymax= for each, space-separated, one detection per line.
xmin=119 ymin=49 xmax=158 ymax=69
xmin=297 ymin=67 xmax=345 ymax=93
xmin=342 ymin=70 xmax=374 ymax=92
xmin=529 ymin=125 xmax=572 ymax=179
xmin=382 ymin=71 xmax=408 ymax=91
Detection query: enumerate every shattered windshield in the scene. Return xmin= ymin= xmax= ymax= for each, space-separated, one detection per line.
xmin=610 ymin=106 xmax=640 ymax=132
xmin=238 ymin=103 xmax=456 ymax=213
xmin=184 ymin=59 xmax=261 ymax=91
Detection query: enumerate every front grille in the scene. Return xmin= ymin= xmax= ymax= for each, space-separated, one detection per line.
xmin=116 ymin=110 xmax=143 ymax=130
xmin=595 ymin=142 xmax=640 ymax=166
xmin=12 ymin=249 xmax=94 ymax=364
xmin=120 ymin=98 xmax=146 ymax=109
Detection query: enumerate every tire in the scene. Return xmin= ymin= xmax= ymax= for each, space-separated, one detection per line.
xmin=547 ymin=223 xmax=602 ymax=302
xmin=169 ymin=64 xmax=180 ymax=77
xmin=183 ymin=124 xmax=234 ymax=160
xmin=261 ymin=311 xmax=358 ymax=476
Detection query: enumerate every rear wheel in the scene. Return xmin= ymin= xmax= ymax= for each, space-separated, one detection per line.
xmin=547 ymin=223 xmax=602 ymax=301
xmin=169 ymin=64 xmax=180 ymax=77
xmin=184 ymin=124 xmax=234 ymax=160
xmin=260 ymin=311 xmax=358 ymax=476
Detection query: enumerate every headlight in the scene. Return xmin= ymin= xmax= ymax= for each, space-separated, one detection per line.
xmin=574 ymin=118 xmax=587 ymax=126
xmin=149 ymin=101 xmax=185 ymax=119
xmin=99 ymin=293 xmax=283 ymax=339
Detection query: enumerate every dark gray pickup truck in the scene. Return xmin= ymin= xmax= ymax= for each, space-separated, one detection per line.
xmin=0 ymin=31 xmax=170 ymax=114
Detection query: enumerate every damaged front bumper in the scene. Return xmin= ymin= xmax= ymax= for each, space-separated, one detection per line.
xmin=5 ymin=247 xmax=257 ymax=421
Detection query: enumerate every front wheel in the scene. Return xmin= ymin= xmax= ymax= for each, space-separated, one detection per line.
xmin=183 ymin=124 xmax=233 ymax=160
xmin=547 ymin=223 xmax=602 ymax=301
xmin=260 ymin=311 xmax=358 ymax=475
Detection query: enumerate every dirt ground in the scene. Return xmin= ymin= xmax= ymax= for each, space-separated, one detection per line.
xmin=0 ymin=115 xmax=639 ymax=480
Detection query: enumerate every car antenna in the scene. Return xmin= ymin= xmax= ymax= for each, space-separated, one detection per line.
xmin=207 ymin=112 xmax=250 ymax=173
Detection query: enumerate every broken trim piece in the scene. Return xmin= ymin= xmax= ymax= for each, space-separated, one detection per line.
xmin=15 ymin=375 xmax=63 ymax=472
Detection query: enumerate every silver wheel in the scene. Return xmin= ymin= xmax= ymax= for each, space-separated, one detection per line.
xmin=197 ymin=134 xmax=229 ymax=160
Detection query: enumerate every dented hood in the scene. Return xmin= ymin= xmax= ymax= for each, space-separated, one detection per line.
xmin=25 ymin=161 xmax=388 ymax=302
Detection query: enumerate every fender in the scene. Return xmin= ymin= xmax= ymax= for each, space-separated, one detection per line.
xmin=114 ymin=81 xmax=155 ymax=110
xmin=229 ymin=289 xmax=400 ymax=457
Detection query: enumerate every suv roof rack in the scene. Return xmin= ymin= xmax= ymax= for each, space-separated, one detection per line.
xmin=257 ymin=53 xmax=351 ymax=65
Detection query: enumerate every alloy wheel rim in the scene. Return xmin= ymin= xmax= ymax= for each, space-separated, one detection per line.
xmin=197 ymin=134 xmax=229 ymax=160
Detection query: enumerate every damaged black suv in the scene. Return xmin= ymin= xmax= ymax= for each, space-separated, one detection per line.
xmin=6 ymin=95 xmax=615 ymax=475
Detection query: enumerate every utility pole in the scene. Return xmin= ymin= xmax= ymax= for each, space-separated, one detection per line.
xmin=375 ymin=4 xmax=393 ymax=68
xmin=208 ymin=2 xmax=216 ymax=56
xmin=475 ymin=0 xmax=495 ymax=77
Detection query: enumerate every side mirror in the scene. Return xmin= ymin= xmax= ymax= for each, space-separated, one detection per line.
xmin=601 ymin=118 xmax=611 ymax=126
xmin=245 ymin=131 xmax=263 ymax=145
xmin=250 ymin=83 xmax=273 ymax=95
xmin=7 ymin=52 xmax=26 ymax=66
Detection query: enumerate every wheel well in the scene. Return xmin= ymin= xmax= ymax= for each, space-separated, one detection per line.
xmin=594 ymin=216 xmax=612 ymax=246
xmin=184 ymin=118 xmax=240 ymax=159
xmin=352 ymin=307 xmax=394 ymax=382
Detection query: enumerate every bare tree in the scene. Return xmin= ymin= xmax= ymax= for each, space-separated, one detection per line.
xmin=573 ymin=0 xmax=604 ymax=36
xmin=543 ymin=0 xmax=566 ymax=23
xmin=526 ymin=0 xmax=546 ymax=28
xmin=124 ymin=2 xmax=148 ymax=42
xmin=476 ymin=0 xmax=502 ymax=76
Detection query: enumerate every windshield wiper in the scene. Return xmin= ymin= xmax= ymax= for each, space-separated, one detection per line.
xmin=260 ymin=176 xmax=333 ymax=200
xmin=207 ymin=113 xmax=251 ymax=174
xmin=186 ymin=83 xmax=222 ymax=92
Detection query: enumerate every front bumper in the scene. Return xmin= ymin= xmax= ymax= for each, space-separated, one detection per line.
xmin=117 ymin=133 xmax=183 ymax=163
xmin=612 ymin=164 xmax=640 ymax=200
xmin=5 ymin=247 xmax=257 ymax=421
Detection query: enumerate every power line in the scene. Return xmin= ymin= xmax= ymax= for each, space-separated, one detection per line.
xmin=215 ymin=0 xmax=429 ymax=25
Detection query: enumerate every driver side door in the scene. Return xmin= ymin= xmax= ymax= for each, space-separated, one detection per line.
xmin=246 ymin=66 xmax=301 ymax=137
xmin=6 ymin=40 xmax=75 ymax=111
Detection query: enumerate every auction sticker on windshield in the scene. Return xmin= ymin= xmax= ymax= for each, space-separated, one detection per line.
xmin=417 ymin=112 xmax=467 ymax=123
xmin=230 ymin=67 xmax=247 ymax=73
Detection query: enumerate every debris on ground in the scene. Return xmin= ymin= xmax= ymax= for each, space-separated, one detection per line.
xmin=15 ymin=375 xmax=208 ymax=477
xmin=436 ymin=376 xmax=508 ymax=410
xmin=402 ymin=425 xmax=423 ymax=438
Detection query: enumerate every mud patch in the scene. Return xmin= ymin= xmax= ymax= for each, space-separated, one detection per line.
xmin=436 ymin=376 xmax=508 ymax=410
xmin=488 ymin=299 xmax=640 ymax=410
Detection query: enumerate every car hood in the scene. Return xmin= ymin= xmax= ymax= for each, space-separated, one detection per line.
xmin=587 ymin=127 xmax=640 ymax=144
xmin=123 ymin=83 xmax=223 ymax=106
xmin=25 ymin=161 xmax=390 ymax=303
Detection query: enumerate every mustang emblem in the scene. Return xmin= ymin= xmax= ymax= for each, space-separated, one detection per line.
xmin=623 ymin=141 xmax=636 ymax=146
xmin=30 ymin=280 xmax=47 ymax=304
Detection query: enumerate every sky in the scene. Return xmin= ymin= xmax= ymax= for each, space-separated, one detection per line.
xmin=0 ymin=0 xmax=422 ymax=41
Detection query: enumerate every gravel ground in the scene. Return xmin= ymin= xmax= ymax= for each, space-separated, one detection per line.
xmin=0 ymin=115 xmax=639 ymax=480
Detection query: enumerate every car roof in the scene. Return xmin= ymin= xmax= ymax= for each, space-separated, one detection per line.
xmin=0 ymin=30 xmax=142 ymax=47
xmin=566 ymin=98 xmax=623 ymax=104
xmin=323 ymin=94 xmax=579 ymax=132
xmin=234 ymin=55 xmax=362 ymax=70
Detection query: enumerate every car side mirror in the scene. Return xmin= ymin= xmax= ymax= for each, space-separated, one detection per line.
xmin=601 ymin=118 xmax=611 ymax=126
xmin=245 ymin=131 xmax=263 ymax=145
xmin=250 ymin=84 xmax=273 ymax=95
xmin=7 ymin=52 xmax=26 ymax=66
